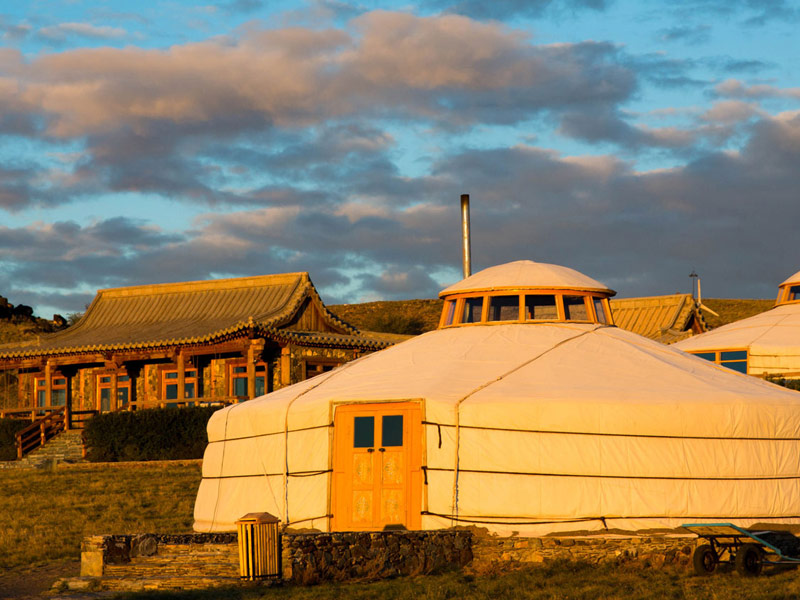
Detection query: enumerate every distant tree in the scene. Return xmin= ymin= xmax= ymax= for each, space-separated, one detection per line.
xmin=66 ymin=312 xmax=84 ymax=326
xmin=362 ymin=314 xmax=427 ymax=335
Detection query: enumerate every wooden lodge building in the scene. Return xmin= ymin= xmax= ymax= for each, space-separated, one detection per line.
xmin=610 ymin=294 xmax=708 ymax=344
xmin=0 ymin=273 xmax=392 ymax=426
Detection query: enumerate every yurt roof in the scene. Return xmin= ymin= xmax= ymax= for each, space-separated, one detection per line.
xmin=675 ymin=303 xmax=800 ymax=355
xmin=439 ymin=260 xmax=615 ymax=298
xmin=780 ymin=269 xmax=800 ymax=287
xmin=208 ymin=322 xmax=800 ymax=443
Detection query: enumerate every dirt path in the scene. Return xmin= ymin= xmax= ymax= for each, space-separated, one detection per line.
xmin=0 ymin=559 xmax=79 ymax=599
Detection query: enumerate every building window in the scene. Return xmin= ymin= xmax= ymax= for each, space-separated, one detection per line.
xmin=488 ymin=295 xmax=520 ymax=322
xmin=692 ymin=350 xmax=748 ymax=374
xmin=442 ymin=300 xmax=457 ymax=326
xmin=34 ymin=375 xmax=67 ymax=407
xmin=563 ymin=296 xmax=589 ymax=321
xmin=524 ymin=295 xmax=558 ymax=320
xmin=229 ymin=362 xmax=268 ymax=398
xmin=305 ymin=360 xmax=340 ymax=380
xmin=461 ymin=297 xmax=483 ymax=324
xmin=97 ymin=374 xmax=131 ymax=412
xmin=790 ymin=286 xmax=800 ymax=302
xmin=593 ymin=298 xmax=608 ymax=324
xmin=162 ymin=369 xmax=198 ymax=402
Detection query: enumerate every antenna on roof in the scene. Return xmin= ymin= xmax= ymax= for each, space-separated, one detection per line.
xmin=461 ymin=194 xmax=472 ymax=279
xmin=689 ymin=270 xmax=719 ymax=317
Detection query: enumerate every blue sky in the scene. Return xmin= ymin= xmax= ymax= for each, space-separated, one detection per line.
xmin=0 ymin=0 xmax=799 ymax=318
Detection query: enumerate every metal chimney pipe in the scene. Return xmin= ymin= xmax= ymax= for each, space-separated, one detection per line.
xmin=460 ymin=194 xmax=472 ymax=278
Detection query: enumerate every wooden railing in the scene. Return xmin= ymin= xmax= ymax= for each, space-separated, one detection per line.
xmin=70 ymin=410 xmax=98 ymax=429
xmin=0 ymin=407 xmax=60 ymax=421
xmin=15 ymin=408 xmax=66 ymax=459
xmin=122 ymin=396 xmax=243 ymax=411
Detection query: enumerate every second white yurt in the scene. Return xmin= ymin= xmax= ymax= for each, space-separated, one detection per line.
xmin=195 ymin=260 xmax=800 ymax=536
xmin=676 ymin=270 xmax=800 ymax=379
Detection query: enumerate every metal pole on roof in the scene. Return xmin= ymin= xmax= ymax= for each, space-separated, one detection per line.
xmin=461 ymin=194 xmax=472 ymax=279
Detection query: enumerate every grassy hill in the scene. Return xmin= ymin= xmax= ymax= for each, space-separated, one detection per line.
xmin=700 ymin=298 xmax=775 ymax=329
xmin=329 ymin=299 xmax=444 ymax=335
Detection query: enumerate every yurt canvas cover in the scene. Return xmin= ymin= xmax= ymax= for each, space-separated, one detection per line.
xmin=195 ymin=262 xmax=800 ymax=535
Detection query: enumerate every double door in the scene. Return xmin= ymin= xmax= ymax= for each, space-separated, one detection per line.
xmin=331 ymin=402 xmax=422 ymax=531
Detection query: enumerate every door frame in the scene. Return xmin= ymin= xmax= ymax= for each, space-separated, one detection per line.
xmin=328 ymin=399 xmax=426 ymax=532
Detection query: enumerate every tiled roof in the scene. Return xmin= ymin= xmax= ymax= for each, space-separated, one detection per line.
xmin=0 ymin=273 xmax=386 ymax=359
xmin=610 ymin=294 xmax=707 ymax=344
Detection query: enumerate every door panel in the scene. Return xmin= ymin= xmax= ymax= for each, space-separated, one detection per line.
xmin=331 ymin=402 xmax=422 ymax=531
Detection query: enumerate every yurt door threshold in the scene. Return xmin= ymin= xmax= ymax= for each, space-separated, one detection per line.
xmin=331 ymin=402 xmax=423 ymax=531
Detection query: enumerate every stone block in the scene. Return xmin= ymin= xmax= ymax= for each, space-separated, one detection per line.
xmin=81 ymin=550 xmax=104 ymax=577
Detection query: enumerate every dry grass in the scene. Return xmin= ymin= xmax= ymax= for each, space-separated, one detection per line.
xmin=0 ymin=461 xmax=201 ymax=570
xmin=109 ymin=561 xmax=800 ymax=600
xmin=4 ymin=461 xmax=800 ymax=598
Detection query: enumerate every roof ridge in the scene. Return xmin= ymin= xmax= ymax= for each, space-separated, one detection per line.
xmin=97 ymin=272 xmax=308 ymax=297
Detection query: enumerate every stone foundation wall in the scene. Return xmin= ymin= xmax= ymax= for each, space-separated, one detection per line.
xmin=62 ymin=530 xmax=696 ymax=593
xmin=472 ymin=534 xmax=696 ymax=571
xmin=283 ymin=531 xmax=473 ymax=585
xmin=72 ymin=530 xmax=472 ymax=592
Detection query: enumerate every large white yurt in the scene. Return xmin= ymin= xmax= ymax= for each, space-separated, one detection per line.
xmin=194 ymin=260 xmax=800 ymax=536
xmin=675 ymin=270 xmax=800 ymax=379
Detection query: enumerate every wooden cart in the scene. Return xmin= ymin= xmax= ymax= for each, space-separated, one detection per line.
xmin=683 ymin=523 xmax=800 ymax=576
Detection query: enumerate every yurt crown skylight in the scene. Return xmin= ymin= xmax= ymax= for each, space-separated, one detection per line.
xmin=437 ymin=260 xmax=615 ymax=328
xmin=776 ymin=270 xmax=800 ymax=306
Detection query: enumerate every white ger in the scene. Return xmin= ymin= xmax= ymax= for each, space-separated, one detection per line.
xmin=194 ymin=260 xmax=800 ymax=535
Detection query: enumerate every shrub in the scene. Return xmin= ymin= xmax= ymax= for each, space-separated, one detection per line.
xmin=0 ymin=418 xmax=30 ymax=461
xmin=765 ymin=376 xmax=800 ymax=392
xmin=83 ymin=406 xmax=220 ymax=462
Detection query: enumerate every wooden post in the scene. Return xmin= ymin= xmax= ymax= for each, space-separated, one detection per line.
xmin=44 ymin=361 xmax=52 ymax=410
xmin=110 ymin=371 xmax=118 ymax=412
xmin=247 ymin=343 xmax=256 ymax=400
xmin=280 ymin=346 xmax=291 ymax=387
xmin=177 ymin=352 xmax=186 ymax=405
xmin=64 ymin=374 xmax=72 ymax=430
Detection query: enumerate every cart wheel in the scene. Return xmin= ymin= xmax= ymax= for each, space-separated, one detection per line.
xmin=692 ymin=544 xmax=718 ymax=575
xmin=735 ymin=544 xmax=764 ymax=576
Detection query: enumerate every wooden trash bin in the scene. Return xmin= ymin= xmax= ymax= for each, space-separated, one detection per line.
xmin=236 ymin=512 xmax=281 ymax=580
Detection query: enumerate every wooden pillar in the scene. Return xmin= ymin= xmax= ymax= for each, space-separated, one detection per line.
xmin=247 ymin=343 xmax=256 ymax=400
xmin=177 ymin=351 xmax=186 ymax=405
xmin=44 ymin=361 xmax=52 ymax=409
xmin=280 ymin=346 xmax=291 ymax=387
xmin=110 ymin=371 xmax=118 ymax=412
xmin=64 ymin=373 xmax=72 ymax=430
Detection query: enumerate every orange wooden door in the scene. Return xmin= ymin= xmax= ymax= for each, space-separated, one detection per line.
xmin=331 ymin=402 xmax=422 ymax=531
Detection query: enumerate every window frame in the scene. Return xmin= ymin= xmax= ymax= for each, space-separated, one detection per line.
xmin=161 ymin=367 xmax=199 ymax=402
xmin=34 ymin=374 xmax=68 ymax=407
xmin=690 ymin=349 xmax=749 ymax=374
xmin=228 ymin=361 xmax=268 ymax=399
xmin=304 ymin=359 xmax=342 ymax=380
xmin=777 ymin=283 xmax=800 ymax=305
xmin=441 ymin=289 xmax=613 ymax=327
xmin=96 ymin=371 xmax=132 ymax=411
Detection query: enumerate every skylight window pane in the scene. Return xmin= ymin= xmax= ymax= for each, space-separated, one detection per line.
xmin=462 ymin=298 xmax=483 ymax=323
xmin=488 ymin=295 xmax=519 ymax=321
xmin=524 ymin=295 xmax=557 ymax=320
xmin=593 ymin=298 xmax=607 ymax=324
xmin=563 ymin=296 xmax=588 ymax=320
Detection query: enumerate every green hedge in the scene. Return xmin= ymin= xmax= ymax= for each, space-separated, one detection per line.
xmin=83 ymin=406 xmax=220 ymax=462
xmin=0 ymin=418 xmax=30 ymax=461
xmin=766 ymin=377 xmax=800 ymax=392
